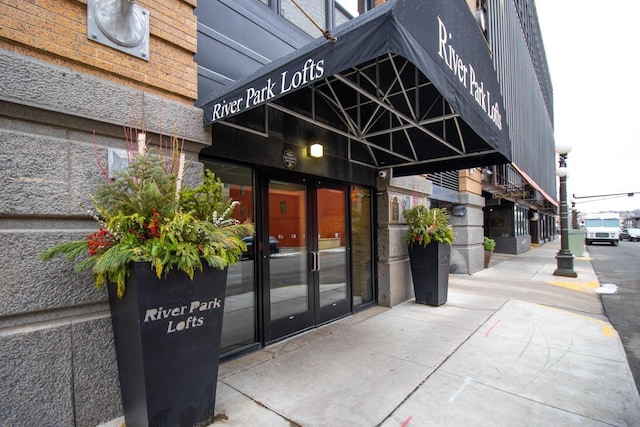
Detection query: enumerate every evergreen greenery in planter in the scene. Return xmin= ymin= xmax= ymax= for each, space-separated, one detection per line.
xmin=483 ymin=236 xmax=496 ymax=268
xmin=404 ymin=205 xmax=454 ymax=248
xmin=40 ymin=128 xmax=255 ymax=427
xmin=40 ymin=132 xmax=254 ymax=298
xmin=404 ymin=205 xmax=454 ymax=306
xmin=484 ymin=236 xmax=496 ymax=252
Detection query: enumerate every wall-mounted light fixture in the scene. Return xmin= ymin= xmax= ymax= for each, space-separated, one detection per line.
xmin=308 ymin=143 xmax=324 ymax=158
xmin=88 ymin=0 xmax=150 ymax=61
xmin=451 ymin=205 xmax=467 ymax=217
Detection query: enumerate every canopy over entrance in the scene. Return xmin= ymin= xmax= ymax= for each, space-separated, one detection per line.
xmin=198 ymin=0 xmax=511 ymax=175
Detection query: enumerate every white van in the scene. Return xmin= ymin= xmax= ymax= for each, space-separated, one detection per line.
xmin=584 ymin=212 xmax=621 ymax=246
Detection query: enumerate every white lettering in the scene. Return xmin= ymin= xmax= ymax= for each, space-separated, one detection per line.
xmin=211 ymin=97 xmax=244 ymax=121
xmin=469 ymin=65 xmax=486 ymax=112
xmin=189 ymin=298 xmax=222 ymax=313
xmin=437 ymin=17 xmax=449 ymax=65
xmin=315 ymin=59 xmax=324 ymax=78
xmin=144 ymin=299 xmax=224 ymax=334
xmin=488 ymin=95 xmax=503 ymax=130
xmin=245 ymin=78 xmax=277 ymax=108
xmin=143 ymin=305 xmax=187 ymax=322
xmin=438 ymin=18 xmax=468 ymax=88
xmin=210 ymin=58 xmax=326 ymax=123
xmin=144 ymin=308 xmax=158 ymax=322
xmin=437 ymin=16 xmax=503 ymax=130
xmin=167 ymin=316 xmax=204 ymax=333
xmin=281 ymin=58 xmax=325 ymax=94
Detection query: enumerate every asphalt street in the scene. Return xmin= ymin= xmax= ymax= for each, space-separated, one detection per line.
xmin=588 ymin=240 xmax=640 ymax=395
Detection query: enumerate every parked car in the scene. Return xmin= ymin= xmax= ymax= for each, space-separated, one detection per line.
xmin=241 ymin=236 xmax=280 ymax=258
xmin=620 ymin=228 xmax=640 ymax=241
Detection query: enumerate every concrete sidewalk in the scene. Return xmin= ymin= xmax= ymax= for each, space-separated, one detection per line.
xmin=208 ymin=240 xmax=640 ymax=426
xmin=101 ymin=240 xmax=640 ymax=426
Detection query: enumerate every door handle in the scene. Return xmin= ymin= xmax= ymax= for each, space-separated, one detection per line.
xmin=309 ymin=251 xmax=317 ymax=272
xmin=310 ymin=251 xmax=320 ymax=272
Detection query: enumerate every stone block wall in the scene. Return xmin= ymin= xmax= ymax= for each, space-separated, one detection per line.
xmin=376 ymin=174 xmax=431 ymax=307
xmin=376 ymin=174 xmax=487 ymax=304
xmin=0 ymin=49 xmax=207 ymax=426
xmin=449 ymin=193 xmax=486 ymax=274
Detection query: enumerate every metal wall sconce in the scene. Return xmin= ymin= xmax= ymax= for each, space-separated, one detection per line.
xmin=308 ymin=143 xmax=324 ymax=158
xmin=87 ymin=0 xmax=150 ymax=61
xmin=451 ymin=205 xmax=467 ymax=217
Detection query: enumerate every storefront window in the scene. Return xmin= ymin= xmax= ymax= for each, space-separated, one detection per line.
xmin=514 ymin=205 xmax=529 ymax=237
xmin=487 ymin=205 xmax=513 ymax=237
xmin=335 ymin=0 xmax=365 ymax=25
xmin=351 ymin=186 xmax=373 ymax=307
xmin=204 ymin=162 xmax=257 ymax=355
xmin=487 ymin=203 xmax=531 ymax=240
xmin=336 ymin=0 xmax=360 ymax=15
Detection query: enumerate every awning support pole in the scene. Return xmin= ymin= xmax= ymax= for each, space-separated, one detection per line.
xmin=290 ymin=0 xmax=337 ymax=42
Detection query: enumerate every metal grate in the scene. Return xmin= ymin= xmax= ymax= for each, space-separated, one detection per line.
xmin=427 ymin=171 xmax=459 ymax=192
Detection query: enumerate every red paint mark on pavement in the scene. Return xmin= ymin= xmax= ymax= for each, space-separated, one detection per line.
xmin=485 ymin=319 xmax=502 ymax=337
xmin=401 ymin=416 xmax=413 ymax=427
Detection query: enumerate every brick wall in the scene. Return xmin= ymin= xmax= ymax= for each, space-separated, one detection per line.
xmin=0 ymin=0 xmax=197 ymax=102
xmin=460 ymin=168 xmax=483 ymax=195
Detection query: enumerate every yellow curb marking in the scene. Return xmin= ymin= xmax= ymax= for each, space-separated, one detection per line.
xmin=547 ymin=279 xmax=600 ymax=294
xmin=544 ymin=305 xmax=615 ymax=338
xmin=601 ymin=324 xmax=615 ymax=337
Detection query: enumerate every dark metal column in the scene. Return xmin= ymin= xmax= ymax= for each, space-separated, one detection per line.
xmin=553 ymin=150 xmax=577 ymax=278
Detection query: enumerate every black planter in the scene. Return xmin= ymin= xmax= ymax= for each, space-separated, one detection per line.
xmin=408 ymin=242 xmax=451 ymax=306
xmin=107 ymin=263 xmax=228 ymax=427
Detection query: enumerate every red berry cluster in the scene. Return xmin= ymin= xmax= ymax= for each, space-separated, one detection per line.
xmin=145 ymin=208 xmax=161 ymax=239
xmin=87 ymin=228 xmax=111 ymax=255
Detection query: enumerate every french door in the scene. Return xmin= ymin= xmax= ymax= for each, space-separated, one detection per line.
xmin=264 ymin=176 xmax=350 ymax=343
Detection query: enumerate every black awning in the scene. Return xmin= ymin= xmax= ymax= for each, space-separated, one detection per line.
xmin=198 ymin=0 xmax=511 ymax=175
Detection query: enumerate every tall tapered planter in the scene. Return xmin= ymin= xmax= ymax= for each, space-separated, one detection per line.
xmin=408 ymin=242 xmax=451 ymax=306
xmin=107 ymin=263 xmax=228 ymax=427
xmin=484 ymin=250 xmax=492 ymax=268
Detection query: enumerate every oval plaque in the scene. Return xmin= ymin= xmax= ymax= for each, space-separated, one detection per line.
xmin=283 ymin=149 xmax=297 ymax=169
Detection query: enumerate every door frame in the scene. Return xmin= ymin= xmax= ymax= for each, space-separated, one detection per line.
xmin=313 ymin=183 xmax=352 ymax=326
xmin=261 ymin=171 xmax=352 ymax=344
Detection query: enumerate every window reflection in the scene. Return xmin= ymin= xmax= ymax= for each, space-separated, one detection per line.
xmin=336 ymin=0 xmax=365 ymax=26
xmin=351 ymin=186 xmax=373 ymax=307
xmin=318 ymin=188 xmax=347 ymax=307
xmin=204 ymin=162 xmax=256 ymax=354
xmin=268 ymin=181 xmax=309 ymax=320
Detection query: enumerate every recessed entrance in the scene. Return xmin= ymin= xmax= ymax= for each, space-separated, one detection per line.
xmin=204 ymin=160 xmax=374 ymax=355
xmin=266 ymin=176 xmax=350 ymax=343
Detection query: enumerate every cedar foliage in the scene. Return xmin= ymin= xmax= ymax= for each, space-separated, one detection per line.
xmin=40 ymin=138 xmax=254 ymax=298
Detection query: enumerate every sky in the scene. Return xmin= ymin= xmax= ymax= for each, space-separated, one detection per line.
xmin=535 ymin=0 xmax=640 ymax=214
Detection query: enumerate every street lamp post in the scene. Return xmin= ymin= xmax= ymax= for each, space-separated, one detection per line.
xmin=553 ymin=142 xmax=577 ymax=277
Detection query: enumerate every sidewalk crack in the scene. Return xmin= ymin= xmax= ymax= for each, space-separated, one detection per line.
xmin=376 ymin=299 xmax=510 ymax=426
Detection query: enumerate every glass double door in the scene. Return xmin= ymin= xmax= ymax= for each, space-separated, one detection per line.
xmin=265 ymin=176 xmax=350 ymax=343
